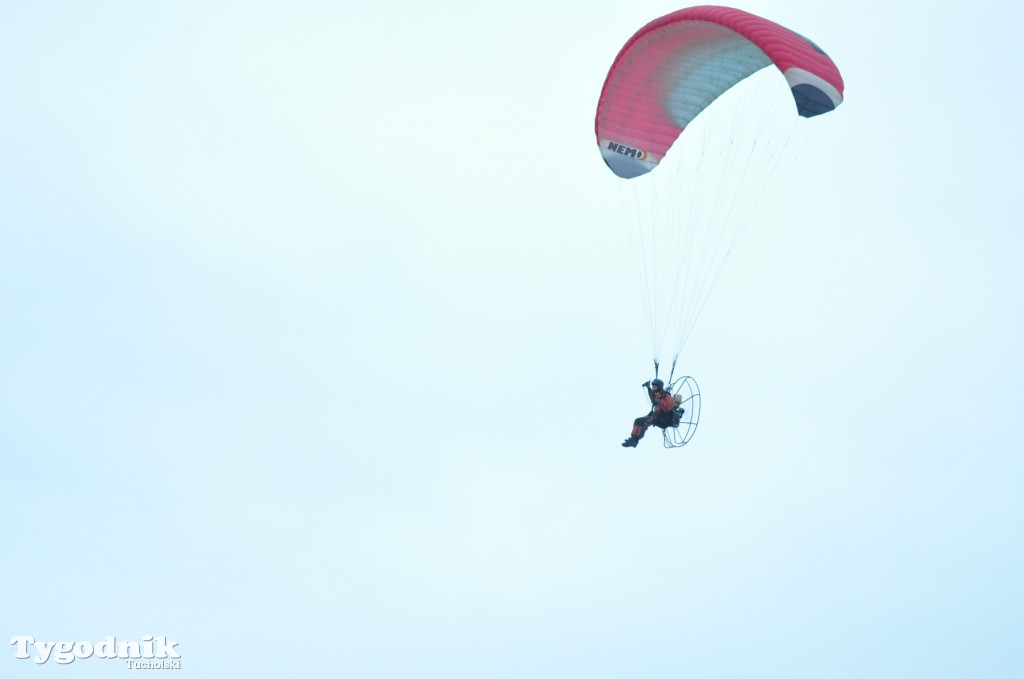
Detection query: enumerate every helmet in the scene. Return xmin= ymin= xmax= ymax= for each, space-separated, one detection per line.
xmin=651 ymin=378 xmax=664 ymax=389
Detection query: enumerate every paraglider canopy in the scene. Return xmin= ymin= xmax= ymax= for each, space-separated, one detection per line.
xmin=595 ymin=5 xmax=844 ymax=179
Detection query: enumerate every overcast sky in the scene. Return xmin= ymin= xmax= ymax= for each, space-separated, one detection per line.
xmin=2 ymin=1 xmax=1022 ymax=677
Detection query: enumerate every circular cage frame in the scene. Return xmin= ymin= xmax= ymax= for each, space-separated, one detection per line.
xmin=663 ymin=375 xmax=701 ymax=448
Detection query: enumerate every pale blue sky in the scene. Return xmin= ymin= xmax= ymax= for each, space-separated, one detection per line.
xmin=2 ymin=1 xmax=1022 ymax=677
